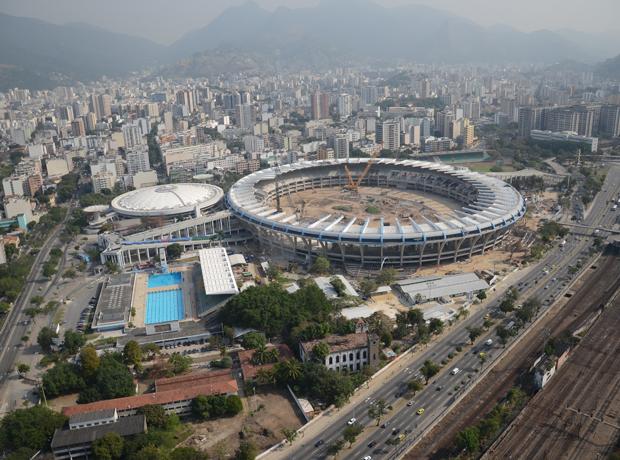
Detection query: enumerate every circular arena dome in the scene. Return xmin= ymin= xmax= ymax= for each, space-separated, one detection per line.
xmin=111 ymin=183 xmax=224 ymax=218
xmin=227 ymin=159 xmax=525 ymax=268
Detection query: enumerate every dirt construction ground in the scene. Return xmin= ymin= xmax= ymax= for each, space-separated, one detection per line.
xmin=180 ymin=389 xmax=304 ymax=458
xmin=273 ymin=186 xmax=462 ymax=226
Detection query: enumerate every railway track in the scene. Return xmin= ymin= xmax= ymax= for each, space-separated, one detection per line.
xmin=486 ymin=292 xmax=620 ymax=459
xmin=404 ymin=252 xmax=620 ymax=460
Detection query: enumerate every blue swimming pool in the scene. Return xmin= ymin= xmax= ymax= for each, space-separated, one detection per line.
xmin=145 ymin=289 xmax=184 ymax=324
xmin=148 ymin=272 xmax=182 ymax=289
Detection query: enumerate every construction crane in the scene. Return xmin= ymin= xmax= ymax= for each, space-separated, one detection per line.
xmin=343 ymin=151 xmax=380 ymax=192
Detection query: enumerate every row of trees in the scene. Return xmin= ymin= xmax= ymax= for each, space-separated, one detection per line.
xmin=455 ymin=387 xmax=527 ymax=456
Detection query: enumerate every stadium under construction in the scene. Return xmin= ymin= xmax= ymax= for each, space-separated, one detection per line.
xmin=99 ymin=159 xmax=525 ymax=269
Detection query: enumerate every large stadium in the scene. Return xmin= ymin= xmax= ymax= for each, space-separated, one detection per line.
xmin=226 ymin=159 xmax=526 ymax=268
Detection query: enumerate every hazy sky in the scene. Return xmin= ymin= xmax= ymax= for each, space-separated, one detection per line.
xmin=1 ymin=0 xmax=618 ymax=44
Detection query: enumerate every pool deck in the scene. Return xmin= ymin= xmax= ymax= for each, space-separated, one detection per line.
xmin=130 ymin=266 xmax=197 ymax=329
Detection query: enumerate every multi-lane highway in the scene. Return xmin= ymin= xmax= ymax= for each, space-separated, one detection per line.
xmin=0 ymin=203 xmax=73 ymax=406
xmin=273 ymin=165 xmax=620 ymax=460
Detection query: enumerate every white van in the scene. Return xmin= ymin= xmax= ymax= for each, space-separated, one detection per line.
xmin=451 ymin=367 xmax=460 ymax=375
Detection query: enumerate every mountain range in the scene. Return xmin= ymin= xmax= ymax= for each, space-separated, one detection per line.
xmin=0 ymin=0 xmax=619 ymax=90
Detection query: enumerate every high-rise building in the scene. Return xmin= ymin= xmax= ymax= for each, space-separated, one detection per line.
xmin=599 ymin=105 xmax=620 ymax=137
xmin=311 ymin=91 xmax=330 ymax=120
xmin=236 ymin=104 xmax=254 ymax=131
xmin=419 ymin=118 xmax=432 ymax=138
xmin=337 ymin=94 xmax=352 ymax=119
xmin=463 ymin=98 xmax=481 ymax=121
xmin=126 ymin=146 xmax=151 ymax=176
xmin=381 ymin=120 xmax=400 ymax=151
xmin=462 ymin=119 xmax=475 ymax=147
xmin=98 ymin=94 xmax=112 ymax=118
xmin=361 ymin=86 xmax=378 ymax=106
xmin=91 ymin=171 xmax=116 ymax=193
xmin=435 ymin=110 xmax=454 ymax=138
xmin=243 ymin=135 xmax=264 ymax=153
xmin=71 ymin=118 xmax=86 ymax=137
xmin=333 ymin=133 xmax=349 ymax=159
xmin=409 ymin=125 xmax=420 ymax=146
xmin=145 ymin=103 xmax=159 ymax=118
xmin=84 ymin=113 xmax=97 ymax=133
xmin=542 ymin=107 xmax=579 ymax=133
xmin=164 ymin=111 xmax=174 ymax=134
xmin=176 ymin=90 xmax=195 ymax=113
xmin=59 ymin=105 xmax=74 ymax=122
xmin=420 ymin=79 xmax=432 ymax=98
xmin=518 ymin=107 xmax=543 ymax=138
xmin=122 ymin=123 xmax=145 ymax=149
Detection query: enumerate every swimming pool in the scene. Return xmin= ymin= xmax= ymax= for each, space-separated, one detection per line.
xmin=145 ymin=289 xmax=184 ymax=324
xmin=148 ymin=272 xmax=182 ymax=289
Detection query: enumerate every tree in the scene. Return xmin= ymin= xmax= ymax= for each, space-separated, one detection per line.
xmin=281 ymin=428 xmax=298 ymax=445
xmin=16 ymin=363 xmax=30 ymax=376
xmin=276 ymin=359 xmax=303 ymax=383
xmin=255 ymin=368 xmax=276 ymax=386
xmin=310 ymin=256 xmax=330 ymax=274
xmin=63 ymin=330 xmax=86 ymax=354
xmin=141 ymin=343 xmax=160 ymax=360
xmin=343 ymin=423 xmax=363 ymax=447
xmin=311 ymin=342 xmax=330 ymax=363
xmin=165 ymin=243 xmax=183 ymax=260
xmin=376 ymin=268 xmax=397 ymax=286
xmin=80 ymin=346 xmax=100 ymax=380
xmin=94 ymin=355 xmax=135 ymax=400
xmin=92 ymin=432 xmax=124 ymax=460
xmin=496 ymin=326 xmax=511 ymax=345
xmin=368 ymin=399 xmax=388 ymax=426
xmin=123 ymin=340 xmax=142 ymax=368
xmin=42 ymin=362 xmax=85 ymax=398
xmin=226 ymin=395 xmax=243 ymax=415
xmin=420 ymin=360 xmax=440 ymax=384
xmin=478 ymin=352 xmax=487 ymax=369
xmin=407 ymin=308 xmax=425 ymax=326
xmin=0 ymin=406 xmax=66 ymax=452
xmin=358 ymin=279 xmax=377 ymax=297
xmin=170 ymin=447 xmax=207 ymax=460
xmin=467 ymin=326 xmax=483 ymax=344
xmin=138 ymin=405 xmax=168 ymax=428
xmin=407 ymin=378 xmax=424 ymax=395
xmin=168 ymin=353 xmax=192 ymax=375
xmin=330 ymin=277 xmax=347 ymax=297
xmin=477 ymin=290 xmax=487 ymax=300
xmin=234 ymin=441 xmax=257 ymax=460
xmin=30 ymin=295 xmax=44 ymax=306
xmin=327 ymin=439 xmax=345 ymax=457
xmin=456 ymin=426 xmax=480 ymax=453
xmin=37 ymin=327 xmax=57 ymax=353
xmin=241 ymin=332 xmax=266 ymax=350
xmin=428 ymin=318 xmax=444 ymax=335
xmin=134 ymin=445 xmax=169 ymax=460
xmin=499 ymin=297 xmax=515 ymax=313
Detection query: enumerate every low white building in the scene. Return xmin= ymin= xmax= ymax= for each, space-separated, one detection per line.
xmin=299 ymin=332 xmax=380 ymax=372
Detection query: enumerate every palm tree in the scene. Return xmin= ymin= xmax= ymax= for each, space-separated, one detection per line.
xmin=255 ymin=368 xmax=276 ymax=385
xmin=252 ymin=344 xmax=269 ymax=365
xmin=279 ymin=359 xmax=302 ymax=382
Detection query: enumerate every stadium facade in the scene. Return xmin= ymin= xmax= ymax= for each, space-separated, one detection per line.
xmin=227 ymin=159 xmax=526 ymax=268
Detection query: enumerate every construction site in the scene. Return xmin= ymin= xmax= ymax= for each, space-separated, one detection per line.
xmin=271 ymin=186 xmax=463 ymax=227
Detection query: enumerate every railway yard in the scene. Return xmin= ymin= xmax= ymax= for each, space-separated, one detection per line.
xmin=404 ymin=250 xmax=620 ymax=460
xmin=484 ymin=287 xmax=620 ymax=460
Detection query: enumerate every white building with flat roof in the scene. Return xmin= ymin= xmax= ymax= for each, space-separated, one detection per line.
xmin=198 ymin=247 xmax=239 ymax=296
xmin=395 ymin=272 xmax=489 ymax=304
